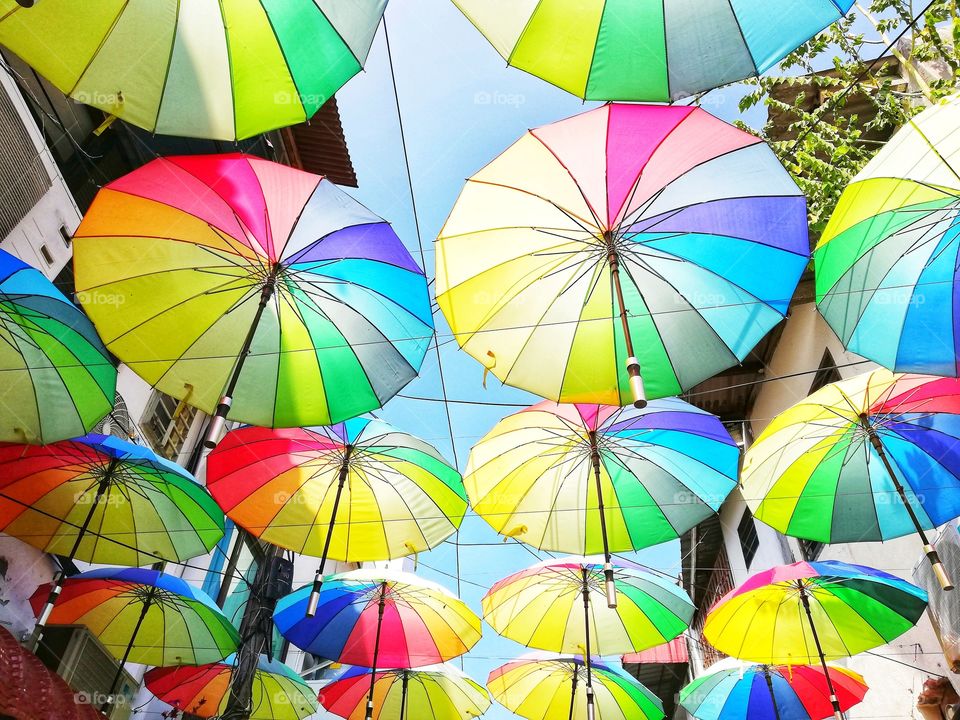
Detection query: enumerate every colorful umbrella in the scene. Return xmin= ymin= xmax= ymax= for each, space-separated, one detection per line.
xmin=73 ymin=154 xmax=433 ymax=443
xmin=1 ymin=434 xmax=224 ymax=646
xmin=680 ymin=663 xmax=868 ymax=720
xmin=488 ymin=655 xmax=664 ymax=720
xmin=275 ymin=569 xmax=482 ymax=720
xmin=703 ymin=561 xmax=926 ymax=719
xmin=741 ymin=370 xmax=960 ymax=589
xmin=482 ymin=557 xmax=693 ymax=655
xmin=816 ymin=95 xmax=960 ymax=376
xmin=0 ymin=249 xmax=115 ymax=444
xmin=465 ymin=399 xmax=738 ymax=599
xmin=207 ymin=419 xmax=466 ymax=615
xmin=437 ymin=104 xmax=808 ymax=408
xmin=453 ymin=1 xmax=853 ymax=102
xmin=144 ymin=655 xmax=319 ymax=720
xmin=31 ymin=568 xmax=240 ymax=712
xmin=0 ymin=0 xmax=386 ymax=140
xmin=319 ymin=664 xmax=491 ymax=720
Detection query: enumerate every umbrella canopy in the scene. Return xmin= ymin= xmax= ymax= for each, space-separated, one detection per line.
xmin=680 ymin=663 xmax=868 ymax=720
xmin=0 ymin=249 xmax=115 ymax=444
xmin=703 ymin=560 xmax=927 ymax=665
xmin=488 ymin=655 xmax=664 ymax=720
xmin=320 ymin=664 xmax=491 ymax=720
xmin=465 ymin=399 xmax=738 ymax=567
xmin=741 ymin=370 xmax=960 ymax=588
xmin=452 ymin=1 xmax=853 ymax=102
xmin=437 ymin=104 xmax=808 ymax=407
xmin=206 ymin=419 xmax=466 ymax=561
xmin=30 ymin=568 xmax=240 ymax=666
xmin=0 ymin=434 xmax=223 ymax=566
xmin=73 ymin=154 xmax=433 ymax=434
xmin=144 ymin=654 xmax=319 ymax=720
xmin=0 ymin=0 xmax=386 ymax=141
xmin=482 ymin=556 xmax=694 ymax=656
xmin=816 ymin=95 xmax=960 ymax=376
xmin=274 ymin=569 xmax=482 ymax=667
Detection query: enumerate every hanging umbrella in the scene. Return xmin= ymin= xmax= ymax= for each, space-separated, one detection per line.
xmin=816 ymin=95 xmax=960 ymax=376
xmin=144 ymin=654 xmax=319 ymax=720
xmin=0 ymin=0 xmax=386 ymax=141
xmin=30 ymin=568 xmax=240 ymax=712
xmin=0 ymin=434 xmax=224 ymax=646
xmin=437 ymin=104 xmax=808 ymax=408
xmin=73 ymin=154 xmax=433 ymax=445
xmin=488 ymin=654 xmax=664 ymax=720
xmin=741 ymin=370 xmax=960 ymax=590
xmin=275 ymin=569 xmax=481 ymax=720
xmin=452 ymin=1 xmax=853 ymax=102
xmin=465 ymin=399 xmax=738 ymax=599
xmin=703 ymin=561 xmax=926 ymax=720
xmin=320 ymin=664 xmax=491 ymax=720
xmin=482 ymin=556 xmax=693 ymax=655
xmin=207 ymin=418 xmax=467 ymax=615
xmin=679 ymin=663 xmax=868 ymax=720
xmin=0 ymin=249 xmax=115 ymax=444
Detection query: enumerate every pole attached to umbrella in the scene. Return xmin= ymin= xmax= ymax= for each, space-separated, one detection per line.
xmin=30 ymin=458 xmax=120 ymax=653
xmin=307 ymin=444 xmax=354 ymax=617
xmin=567 ymin=665 xmax=579 ymax=720
xmin=859 ymin=414 xmax=954 ymax=590
xmin=581 ymin=568 xmax=596 ymax=720
xmin=798 ymin=583 xmax=844 ymax=720
xmin=365 ymin=581 xmax=390 ymax=720
xmin=204 ymin=268 xmax=279 ymax=449
xmin=102 ymin=584 xmax=156 ymax=714
xmin=605 ymin=232 xmax=646 ymax=409
xmin=399 ymin=670 xmax=409 ymax=720
xmin=762 ymin=667 xmax=784 ymax=720
xmin=587 ymin=432 xmax=617 ymax=608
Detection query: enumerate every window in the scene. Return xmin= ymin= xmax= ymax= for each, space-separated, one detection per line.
xmin=52 ymin=259 xmax=75 ymax=301
xmin=809 ymin=349 xmax=842 ymax=394
xmin=738 ymin=510 xmax=760 ymax=568
xmin=59 ymin=224 xmax=72 ymax=248
xmin=38 ymin=243 xmax=53 ymax=265
xmin=799 ymin=538 xmax=825 ymax=561
xmin=140 ymin=391 xmax=198 ymax=461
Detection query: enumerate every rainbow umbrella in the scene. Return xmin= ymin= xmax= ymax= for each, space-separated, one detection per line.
xmin=30 ymin=568 xmax=239 ymax=712
xmin=742 ymin=370 xmax=960 ymax=589
xmin=73 ymin=154 xmax=433 ymax=444
xmin=207 ymin=419 xmax=467 ymax=614
xmin=453 ymin=1 xmax=853 ymax=102
xmin=437 ymin=104 xmax=808 ymax=408
xmin=465 ymin=399 xmax=738 ymax=600
xmin=144 ymin=655 xmax=319 ymax=720
xmin=816 ymin=95 xmax=960 ymax=376
xmin=0 ymin=434 xmax=224 ymax=646
xmin=0 ymin=249 xmax=115 ymax=444
xmin=0 ymin=0 xmax=386 ymax=140
xmin=275 ymin=569 xmax=481 ymax=720
xmin=680 ymin=663 xmax=868 ymax=720
xmin=488 ymin=655 xmax=664 ymax=720
xmin=319 ymin=664 xmax=491 ymax=720
xmin=704 ymin=561 xmax=926 ymax=720
xmin=483 ymin=557 xmax=693 ymax=655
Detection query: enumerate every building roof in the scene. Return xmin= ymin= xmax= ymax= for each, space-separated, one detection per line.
xmin=281 ymin=97 xmax=358 ymax=187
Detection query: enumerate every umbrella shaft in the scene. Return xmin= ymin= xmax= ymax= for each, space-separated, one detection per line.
xmin=29 ymin=472 xmax=114 ymax=653
xmin=799 ymin=590 xmax=844 ymax=720
xmin=581 ymin=570 xmax=594 ymax=712
xmin=588 ymin=434 xmax=618 ymax=608
xmin=204 ymin=274 xmax=278 ymax=449
xmin=102 ymin=589 xmax=154 ymax=714
xmin=864 ymin=423 xmax=954 ymax=589
xmin=763 ymin=668 xmax=783 ymax=720
xmin=366 ymin=582 xmax=389 ymax=720
xmin=308 ymin=446 xmax=354 ymax=617
xmin=568 ymin=671 xmax=578 ymax=720
xmin=607 ymin=250 xmax=646 ymax=408
xmin=399 ymin=673 xmax=409 ymax=720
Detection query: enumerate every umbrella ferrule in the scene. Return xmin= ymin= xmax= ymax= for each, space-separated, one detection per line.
xmin=626 ymin=357 xmax=646 ymax=409
xmin=203 ymin=405 xmax=230 ymax=449
xmin=603 ymin=563 xmax=617 ymax=608
xmin=306 ymin=572 xmax=323 ymax=618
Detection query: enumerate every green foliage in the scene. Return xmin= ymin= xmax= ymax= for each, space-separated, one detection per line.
xmin=736 ymin=1 xmax=960 ymax=238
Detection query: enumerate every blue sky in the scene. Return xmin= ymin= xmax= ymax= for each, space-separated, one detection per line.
xmin=324 ymin=1 xmax=852 ymax=716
